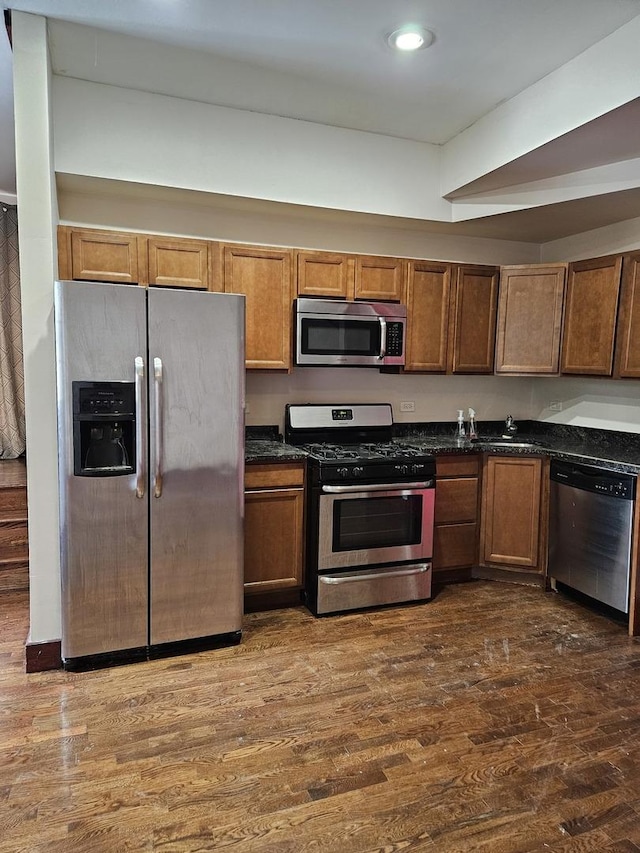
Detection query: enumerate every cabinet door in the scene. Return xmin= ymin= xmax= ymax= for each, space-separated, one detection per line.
xmin=244 ymin=488 xmax=304 ymax=593
xmin=69 ymin=228 xmax=142 ymax=284
xmin=223 ymin=245 xmax=294 ymax=370
xmin=450 ymin=265 xmax=499 ymax=373
xmin=147 ymin=237 xmax=210 ymax=290
xmin=495 ymin=265 xmax=566 ymax=374
xmin=296 ymin=251 xmax=353 ymax=298
xmin=404 ymin=261 xmax=452 ymax=372
xmin=354 ymin=255 xmax=404 ymax=302
xmin=434 ymin=524 xmax=477 ymax=571
xmin=614 ymin=252 xmax=640 ymax=379
xmin=481 ymin=456 xmax=542 ymax=569
xmin=561 ymin=255 xmax=623 ymax=375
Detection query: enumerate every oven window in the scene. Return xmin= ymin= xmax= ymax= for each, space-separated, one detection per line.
xmin=333 ymin=494 xmax=422 ymax=552
xmin=301 ymin=318 xmax=380 ymax=356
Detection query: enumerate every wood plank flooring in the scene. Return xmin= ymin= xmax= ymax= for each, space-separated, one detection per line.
xmin=2 ymin=581 xmax=640 ymax=852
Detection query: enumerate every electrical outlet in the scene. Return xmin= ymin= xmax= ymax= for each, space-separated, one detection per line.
xmin=549 ymin=401 xmax=563 ymax=412
xmin=400 ymin=401 xmax=415 ymax=412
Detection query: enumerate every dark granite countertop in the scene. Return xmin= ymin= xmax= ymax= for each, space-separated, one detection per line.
xmin=245 ymin=425 xmax=307 ymax=464
xmin=394 ymin=420 xmax=640 ymax=475
xmin=244 ymin=421 xmax=640 ymax=473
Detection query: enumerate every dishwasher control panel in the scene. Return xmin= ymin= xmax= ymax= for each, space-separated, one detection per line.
xmin=551 ymin=460 xmax=636 ymax=501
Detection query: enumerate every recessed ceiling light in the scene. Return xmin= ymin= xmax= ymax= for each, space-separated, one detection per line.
xmin=386 ymin=25 xmax=434 ymax=52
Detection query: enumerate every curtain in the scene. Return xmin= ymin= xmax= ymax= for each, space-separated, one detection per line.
xmin=0 ymin=204 xmax=25 ymax=459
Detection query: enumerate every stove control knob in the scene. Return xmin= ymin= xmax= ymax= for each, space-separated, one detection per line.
xmin=337 ymin=467 xmax=350 ymax=478
xmin=411 ymin=464 xmax=424 ymax=475
xmin=396 ymin=464 xmax=409 ymax=475
xmin=353 ymin=466 xmax=364 ymax=477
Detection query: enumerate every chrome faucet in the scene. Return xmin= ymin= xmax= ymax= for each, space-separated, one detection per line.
xmin=502 ymin=414 xmax=518 ymax=439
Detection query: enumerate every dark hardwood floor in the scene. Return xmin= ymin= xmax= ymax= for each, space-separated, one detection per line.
xmin=2 ymin=581 xmax=640 ymax=852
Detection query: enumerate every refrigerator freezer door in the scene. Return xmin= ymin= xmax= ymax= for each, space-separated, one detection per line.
xmin=55 ymin=280 xmax=149 ymax=661
xmin=147 ymin=288 xmax=245 ymax=645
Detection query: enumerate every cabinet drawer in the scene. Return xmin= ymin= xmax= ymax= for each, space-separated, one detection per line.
xmin=433 ymin=523 xmax=477 ymax=570
xmin=0 ymin=521 xmax=29 ymax=562
xmin=436 ymin=455 xmax=480 ymax=478
xmin=435 ymin=478 xmax=478 ymax=524
xmin=245 ymin=462 xmax=305 ymax=489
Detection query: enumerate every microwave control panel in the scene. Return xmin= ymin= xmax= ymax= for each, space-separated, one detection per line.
xmin=386 ymin=322 xmax=404 ymax=356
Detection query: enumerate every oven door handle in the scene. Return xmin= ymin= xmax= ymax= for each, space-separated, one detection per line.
xmin=321 ymin=480 xmax=434 ymax=493
xmin=320 ymin=564 xmax=431 ymax=584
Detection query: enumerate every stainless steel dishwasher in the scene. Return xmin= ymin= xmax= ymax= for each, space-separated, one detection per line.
xmin=548 ymin=460 xmax=636 ymax=613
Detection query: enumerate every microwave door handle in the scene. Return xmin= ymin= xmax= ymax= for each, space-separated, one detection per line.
xmin=378 ymin=316 xmax=387 ymax=359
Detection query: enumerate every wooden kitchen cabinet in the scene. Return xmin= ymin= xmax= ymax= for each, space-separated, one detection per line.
xmin=561 ymin=254 xmax=623 ymax=375
xmin=58 ymin=226 xmax=218 ymax=290
xmin=296 ymin=250 xmax=404 ymax=302
xmin=147 ymin=237 xmax=217 ymax=290
xmin=61 ymin=227 xmax=143 ymax=285
xmin=614 ymin=251 xmax=640 ymax=379
xmin=480 ymin=455 xmax=545 ymax=572
xmin=404 ymin=262 xmax=498 ymax=374
xmin=244 ymin=462 xmax=305 ymax=596
xmin=495 ymin=264 xmax=567 ymax=374
xmin=449 ymin=264 xmax=499 ymax=373
xmin=433 ymin=455 xmax=480 ymax=579
xmin=296 ymin=250 xmax=354 ymax=299
xmin=404 ymin=261 xmax=452 ymax=372
xmin=223 ymin=244 xmax=294 ymax=370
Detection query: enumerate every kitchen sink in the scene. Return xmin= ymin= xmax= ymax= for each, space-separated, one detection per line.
xmin=477 ymin=439 xmax=541 ymax=449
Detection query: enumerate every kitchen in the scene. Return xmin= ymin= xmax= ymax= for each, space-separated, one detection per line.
xmin=3 ymin=1 xmax=640 ymax=849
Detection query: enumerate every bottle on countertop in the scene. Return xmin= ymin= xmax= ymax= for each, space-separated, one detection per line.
xmin=468 ymin=408 xmax=478 ymax=441
xmin=456 ymin=409 xmax=467 ymax=446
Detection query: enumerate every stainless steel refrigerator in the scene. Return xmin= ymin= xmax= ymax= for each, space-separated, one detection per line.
xmin=54 ymin=280 xmax=245 ymax=670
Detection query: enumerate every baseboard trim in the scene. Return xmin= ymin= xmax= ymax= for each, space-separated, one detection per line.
xmin=25 ymin=639 xmax=62 ymax=672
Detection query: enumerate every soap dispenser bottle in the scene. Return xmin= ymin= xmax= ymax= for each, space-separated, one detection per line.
xmin=456 ymin=409 xmax=466 ymax=446
xmin=468 ymin=408 xmax=478 ymax=441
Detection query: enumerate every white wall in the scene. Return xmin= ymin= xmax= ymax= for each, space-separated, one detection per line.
xmin=532 ymin=377 xmax=640 ymax=433
xmin=541 ymin=214 xmax=640 ymax=262
xmin=12 ymin=12 xmax=61 ymax=645
xmin=53 ymin=76 xmax=451 ymax=223
xmin=247 ymin=371 xmax=535 ymax=434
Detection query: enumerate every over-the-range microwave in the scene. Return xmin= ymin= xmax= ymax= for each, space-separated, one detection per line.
xmin=294 ymin=298 xmax=406 ymax=367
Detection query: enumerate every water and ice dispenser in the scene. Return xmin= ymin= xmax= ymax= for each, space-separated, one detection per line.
xmin=72 ymin=381 xmax=136 ymax=476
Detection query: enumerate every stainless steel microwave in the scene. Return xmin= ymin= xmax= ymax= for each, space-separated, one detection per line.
xmin=295 ymin=298 xmax=406 ymax=367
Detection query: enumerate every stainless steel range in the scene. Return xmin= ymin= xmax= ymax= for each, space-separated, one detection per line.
xmin=285 ymin=403 xmax=436 ymax=616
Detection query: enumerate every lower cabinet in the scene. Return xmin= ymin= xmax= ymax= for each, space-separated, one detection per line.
xmin=244 ymin=461 xmax=305 ymax=596
xmin=479 ymin=455 xmax=546 ymax=573
xmin=433 ymin=455 xmax=480 ymax=577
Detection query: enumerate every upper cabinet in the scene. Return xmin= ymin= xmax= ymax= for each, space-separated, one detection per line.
xmin=223 ymin=244 xmax=294 ymax=371
xmin=404 ymin=262 xmax=498 ymax=374
xmin=296 ymin=251 xmax=354 ymax=299
xmin=449 ymin=264 xmax=499 ymax=374
xmin=495 ymin=264 xmax=566 ymax=375
xmin=354 ymin=255 xmax=404 ymax=301
xmin=147 ymin=237 xmax=217 ymax=291
xmin=561 ymin=255 xmax=623 ymax=376
xmin=58 ymin=226 xmax=216 ymax=291
xmin=615 ymin=251 xmax=640 ymax=379
xmin=296 ymin=250 xmax=403 ymax=302
xmin=65 ymin=228 xmax=142 ymax=285
xmin=404 ymin=261 xmax=451 ymax=372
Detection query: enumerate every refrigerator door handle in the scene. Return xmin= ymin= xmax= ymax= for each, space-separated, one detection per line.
xmin=134 ymin=356 xmax=146 ymax=498
xmin=153 ymin=357 xmax=164 ymax=498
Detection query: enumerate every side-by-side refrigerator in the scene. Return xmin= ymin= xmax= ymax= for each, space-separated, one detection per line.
xmin=54 ymin=280 xmax=245 ymax=670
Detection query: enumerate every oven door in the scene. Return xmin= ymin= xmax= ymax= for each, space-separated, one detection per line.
xmin=318 ymin=482 xmax=434 ymax=571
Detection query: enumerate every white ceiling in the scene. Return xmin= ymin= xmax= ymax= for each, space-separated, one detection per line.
xmin=3 ymin=0 xmax=640 ymax=239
